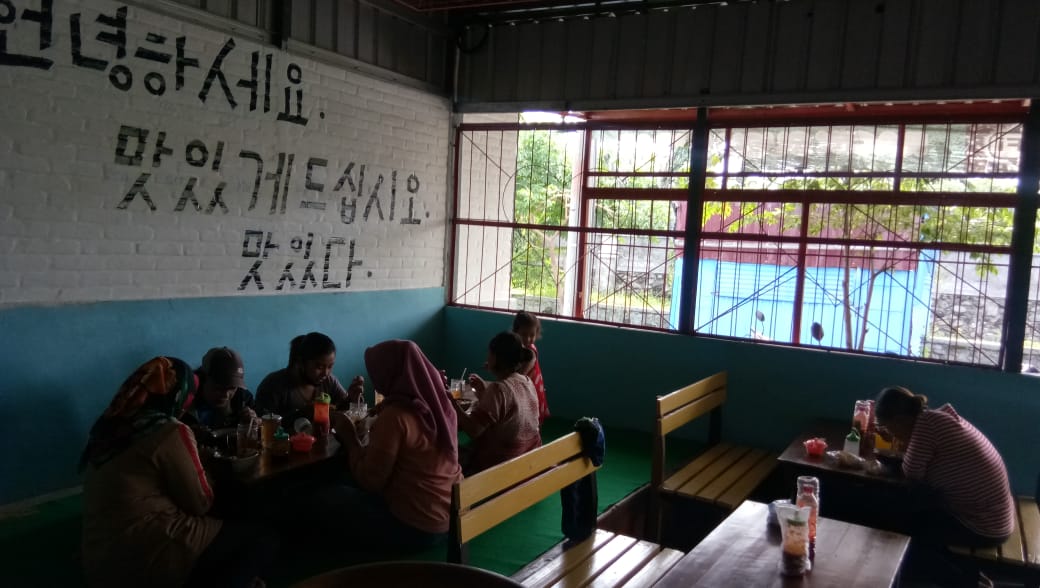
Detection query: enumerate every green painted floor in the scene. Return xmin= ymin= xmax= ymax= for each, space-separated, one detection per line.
xmin=0 ymin=419 xmax=703 ymax=587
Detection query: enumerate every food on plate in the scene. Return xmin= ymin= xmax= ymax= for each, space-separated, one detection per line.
xmin=824 ymin=449 xmax=865 ymax=469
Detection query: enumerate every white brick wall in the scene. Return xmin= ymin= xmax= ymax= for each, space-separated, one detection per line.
xmin=0 ymin=0 xmax=450 ymax=307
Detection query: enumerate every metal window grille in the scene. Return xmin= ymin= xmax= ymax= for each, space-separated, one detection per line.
xmin=700 ymin=121 xmax=1022 ymax=366
xmin=451 ymin=109 xmax=1034 ymax=368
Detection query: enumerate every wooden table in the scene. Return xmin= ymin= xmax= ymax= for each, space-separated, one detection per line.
xmin=777 ymin=420 xmax=906 ymax=486
xmin=244 ymin=436 xmax=343 ymax=484
xmin=654 ymin=501 xmax=910 ymax=588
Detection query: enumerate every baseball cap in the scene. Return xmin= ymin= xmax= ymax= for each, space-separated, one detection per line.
xmin=201 ymin=347 xmax=245 ymax=389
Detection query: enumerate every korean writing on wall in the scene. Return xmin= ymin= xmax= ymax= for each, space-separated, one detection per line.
xmin=112 ymin=125 xmax=426 ymax=224
xmin=238 ymin=230 xmax=364 ymax=292
xmin=112 ymin=124 xmax=426 ymax=292
xmin=0 ymin=1 xmax=310 ymax=126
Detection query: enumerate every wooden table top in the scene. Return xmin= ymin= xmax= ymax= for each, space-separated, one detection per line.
xmin=242 ymin=436 xmax=343 ymax=484
xmin=654 ymin=501 xmax=911 ymax=588
xmin=777 ymin=420 xmax=907 ymax=486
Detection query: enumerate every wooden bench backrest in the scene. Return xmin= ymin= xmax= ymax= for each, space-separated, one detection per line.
xmin=652 ymin=372 xmax=727 ymax=487
xmin=449 ymin=432 xmax=600 ymax=561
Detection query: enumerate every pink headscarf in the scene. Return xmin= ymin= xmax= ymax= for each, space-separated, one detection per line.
xmin=365 ymin=340 xmax=458 ymax=458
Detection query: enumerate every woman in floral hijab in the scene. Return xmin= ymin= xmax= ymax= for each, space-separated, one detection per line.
xmin=80 ymin=357 xmax=276 ymax=588
xmin=80 ymin=356 xmax=198 ymax=469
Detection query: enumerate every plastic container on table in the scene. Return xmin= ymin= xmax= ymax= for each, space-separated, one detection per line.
xmin=290 ymin=433 xmax=316 ymax=453
xmin=313 ymin=393 xmax=331 ymax=439
xmin=795 ymin=476 xmax=820 ymax=544
xmin=260 ymin=414 xmax=282 ymax=451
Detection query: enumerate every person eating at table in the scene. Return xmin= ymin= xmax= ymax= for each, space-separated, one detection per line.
xmin=80 ymin=357 xmax=277 ymax=588
xmin=183 ymin=347 xmax=256 ymax=430
xmin=874 ymin=386 xmax=1014 ymax=547
xmin=256 ymin=332 xmax=363 ymax=425
xmin=318 ymin=339 xmax=461 ymax=552
xmin=454 ymin=331 xmax=542 ymax=475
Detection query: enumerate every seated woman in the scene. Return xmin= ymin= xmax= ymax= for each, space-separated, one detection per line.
xmin=323 ymin=340 xmax=461 ymax=552
xmin=80 ymin=357 xmax=276 ymax=588
xmin=455 ymin=332 xmax=542 ymax=474
xmin=874 ymin=385 xmax=1015 ymax=547
xmin=256 ymin=332 xmax=363 ymax=425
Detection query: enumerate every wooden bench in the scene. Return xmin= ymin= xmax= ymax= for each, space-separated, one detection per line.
xmin=949 ymin=496 xmax=1040 ymax=587
xmin=652 ymin=372 xmax=778 ymax=536
xmin=449 ymin=432 xmax=685 ymax=587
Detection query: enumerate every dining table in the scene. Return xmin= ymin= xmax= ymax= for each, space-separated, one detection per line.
xmin=653 ymin=500 xmax=911 ymax=588
xmin=776 ymin=419 xmax=919 ymax=534
xmin=245 ymin=436 xmax=343 ymax=484
xmin=777 ymin=420 xmax=908 ymax=486
xmin=207 ymin=432 xmax=346 ymax=518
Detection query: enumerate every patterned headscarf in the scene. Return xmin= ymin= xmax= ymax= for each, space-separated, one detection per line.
xmin=365 ymin=340 xmax=458 ymax=459
xmin=79 ymin=357 xmax=197 ymax=470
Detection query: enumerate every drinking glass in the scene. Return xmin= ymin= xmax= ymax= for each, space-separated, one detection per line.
xmin=260 ymin=414 xmax=282 ymax=451
xmin=349 ymin=400 xmax=368 ymax=423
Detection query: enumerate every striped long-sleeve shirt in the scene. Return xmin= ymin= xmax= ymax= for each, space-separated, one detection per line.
xmin=902 ymin=404 xmax=1015 ymax=539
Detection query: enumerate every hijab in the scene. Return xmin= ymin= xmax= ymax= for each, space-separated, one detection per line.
xmin=79 ymin=357 xmax=197 ymax=470
xmin=364 ymin=340 xmax=457 ymax=458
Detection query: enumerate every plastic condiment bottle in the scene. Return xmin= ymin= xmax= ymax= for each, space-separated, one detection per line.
xmin=272 ymin=427 xmax=290 ymax=456
xmin=843 ymin=428 xmax=861 ymax=455
xmin=860 ymin=399 xmax=876 ymax=457
xmin=312 ymin=393 xmax=331 ymax=439
xmin=795 ymin=476 xmax=820 ymax=544
xmin=852 ymin=400 xmax=871 ymax=435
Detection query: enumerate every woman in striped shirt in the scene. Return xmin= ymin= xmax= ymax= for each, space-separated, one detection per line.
xmin=874 ymin=386 xmax=1015 ymax=546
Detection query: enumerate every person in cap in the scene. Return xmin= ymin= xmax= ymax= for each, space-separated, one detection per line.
xmin=185 ymin=347 xmax=256 ymax=430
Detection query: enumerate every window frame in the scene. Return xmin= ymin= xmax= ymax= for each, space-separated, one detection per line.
xmin=449 ymin=102 xmax=1039 ymax=372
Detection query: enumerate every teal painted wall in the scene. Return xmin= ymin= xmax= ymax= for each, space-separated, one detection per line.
xmin=0 ymin=288 xmax=445 ymax=505
xmin=443 ymin=307 xmax=1040 ymax=495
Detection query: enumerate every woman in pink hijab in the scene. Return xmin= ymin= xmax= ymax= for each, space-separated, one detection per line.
xmin=327 ymin=340 xmax=461 ymax=551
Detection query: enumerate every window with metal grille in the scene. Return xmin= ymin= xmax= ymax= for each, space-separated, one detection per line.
xmin=450 ymin=105 xmax=1038 ymax=369
xmin=700 ymin=121 xmax=1021 ymax=366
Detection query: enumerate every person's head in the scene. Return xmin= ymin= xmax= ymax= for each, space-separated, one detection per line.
xmin=364 ymin=339 xmax=458 ymax=456
xmin=290 ymin=332 xmax=337 ymax=386
xmin=486 ymin=331 xmax=535 ymax=376
xmin=81 ymin=357 xmax=198 ymax=471
xmin=365 ymin=340 xmax=431 ymax=398
xmin=874 ymin=386 xmax=928 ymax=442
xmin=198 ymin=347 xmax=245 ymax=407
xmin=512 ymin=311 xmax=541 ymax=348
xmin=105 ymin=356 xmax=198 ymax=420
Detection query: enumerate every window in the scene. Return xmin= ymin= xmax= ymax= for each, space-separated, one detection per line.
xmin=450 ymin=104 xmax=1038 ymax=369
xmin=699 ymin=121 xmax=1021 ymax=366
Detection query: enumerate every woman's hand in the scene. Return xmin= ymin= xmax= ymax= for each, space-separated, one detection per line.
xmin=347 ymin=376 xmax=365 ymax=401
xmin=467 ymin=374 xmax=487 ymax=395
xmin=239 ymin=407 xmax=257 ymax=423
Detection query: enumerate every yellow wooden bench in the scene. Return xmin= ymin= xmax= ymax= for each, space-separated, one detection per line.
xmin=949 ymin=496 xmax=1040 ymax=587
xmin=449 ymin=432 xmax=685 ymax=587
xmin=652 ymin=372 xmax=778 ymax=535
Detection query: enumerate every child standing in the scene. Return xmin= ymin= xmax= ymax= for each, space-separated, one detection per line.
xmin=512 ymin=311 xmax=550 ymax=423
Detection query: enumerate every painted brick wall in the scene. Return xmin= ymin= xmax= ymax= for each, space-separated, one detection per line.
xmin=0 ymin=0 xmax=450 ymax=307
